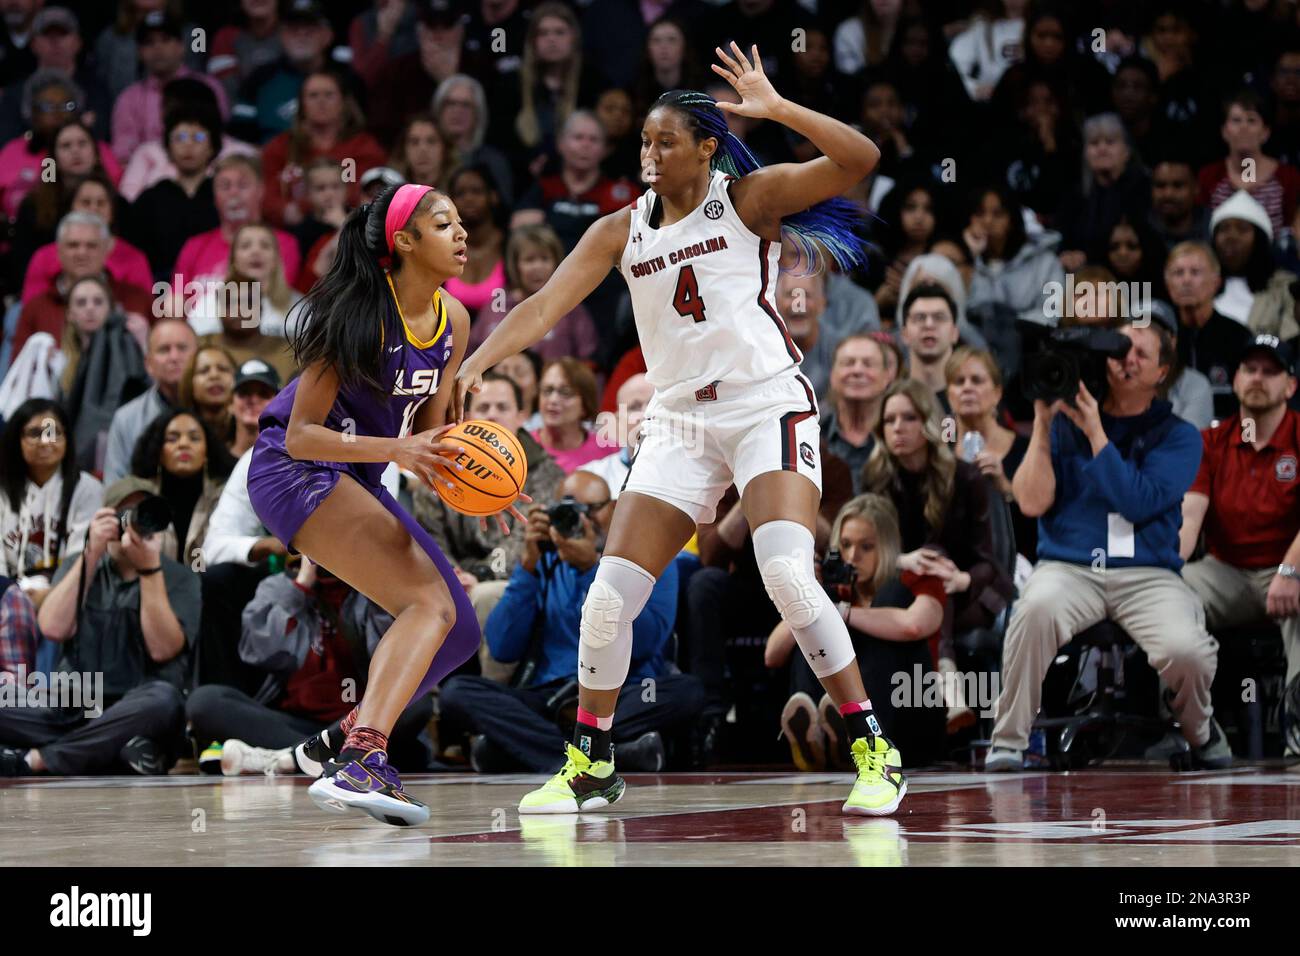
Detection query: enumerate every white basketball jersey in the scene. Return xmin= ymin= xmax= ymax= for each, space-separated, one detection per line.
xmin=617 ymin=170 xmax=801 ymax=403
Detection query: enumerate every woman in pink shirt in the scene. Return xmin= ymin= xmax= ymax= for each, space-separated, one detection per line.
xmin=532 ymin=358 xmax=610 ymax=473
xmin=20 ymin=172 xmax=152 ymax=304
xmin=442 ymin=164 xmax=507 ymax=314
xmin=0 ymin=75 xmax=121 ymax=223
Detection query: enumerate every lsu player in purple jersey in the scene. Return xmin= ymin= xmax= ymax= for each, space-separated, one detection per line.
xmin=457 ymin=44 xmax=905 ymax=816
xmin=248 ymin=183 xmax=526 ymax=826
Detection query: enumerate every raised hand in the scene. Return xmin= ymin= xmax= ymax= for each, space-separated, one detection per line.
xmin=711 ymin=42 xmax=783 ymax=120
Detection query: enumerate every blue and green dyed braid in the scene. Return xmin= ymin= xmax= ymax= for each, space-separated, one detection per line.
xmin=654 ymin=89 xmax=869 ymax=275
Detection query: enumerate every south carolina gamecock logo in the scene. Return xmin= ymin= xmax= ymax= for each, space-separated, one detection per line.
xmin=1277 ymin=456 xmax=1297 ymax=482
xmin=799 ymin=441 xmax=816 ymax=468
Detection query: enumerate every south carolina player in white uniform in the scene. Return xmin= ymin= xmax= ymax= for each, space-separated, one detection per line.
xmin=457 ymin=43 xmax=904 ymax=816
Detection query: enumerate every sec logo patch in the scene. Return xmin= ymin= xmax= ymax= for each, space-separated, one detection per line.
xmin=704 ymin=200 xmax=724 ymax=220
xmin=1277 ymin=456 xmax=1297 ymax=482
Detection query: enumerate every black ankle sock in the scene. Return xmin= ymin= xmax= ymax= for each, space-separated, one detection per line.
xmin=573 ymin=721 xmax=612 ymax=763
xmin=842 ymin=707 xmax=881 ymax=742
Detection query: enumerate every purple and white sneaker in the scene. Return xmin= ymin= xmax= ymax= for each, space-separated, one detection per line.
xmin=307 ymin=750 xmax=429 ymax=827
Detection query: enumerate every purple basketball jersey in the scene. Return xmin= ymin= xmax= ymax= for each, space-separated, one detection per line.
xmin=260 ymin=288 xmax=454 ymax=489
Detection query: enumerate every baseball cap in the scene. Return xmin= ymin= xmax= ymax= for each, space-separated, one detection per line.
xmin=417 ymin=0 xmax=468 ymax=29
xmin=360 ymin=166 xmax=406 ymax=190
xmin=32 ymin=7 xmax=79 ymax=36
xmin=103 ymin=476 xmax=159 ymax=510
xmin=282 ymin=0 xmax=328 ymax=24
xmin=234 ymin=358 xmax=282 ymax=393
xmin=1240 ymin=332 xmax=1296 ymax=375
xmin=136 ymin=10 xmax=183 ymax=44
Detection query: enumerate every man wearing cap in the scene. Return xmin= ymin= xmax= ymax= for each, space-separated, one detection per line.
xmin=110 ymin=10 xmax=229 ymax=165
xmin=230 ymin=0 xmax=362 ymax=144
xmin=1144 ymin=301 xmax=1214 ymax=430
xmin=0 ymin=7 xmax=110 ymax=143
xmin=0 ymin=477 xmax=199 ymax=777
xmin=1165 ymin=240 xmax=1254 ymax=420
xmin=1180 ymin=333 xmax=1300 ymax=754
xmin=197 ymin=359 xmax=289 ymax=689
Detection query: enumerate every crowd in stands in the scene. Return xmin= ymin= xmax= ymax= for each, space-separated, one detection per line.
xmin=1 ymin=0 xmax=1299 ymax=779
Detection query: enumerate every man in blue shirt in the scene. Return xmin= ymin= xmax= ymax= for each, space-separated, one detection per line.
xmin=440 ymin=471 xmax=703 ymax=773
xmin=986 ymin=319 xmax=1229 ymax=771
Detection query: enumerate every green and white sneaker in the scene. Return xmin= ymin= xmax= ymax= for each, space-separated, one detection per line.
xmin=519 ymin=743 xmax=625 ymax=815
xmin=842 ymin=735 xmax=906 ymax=816
xmin=198 ymin=741 xmax=223 ymax=776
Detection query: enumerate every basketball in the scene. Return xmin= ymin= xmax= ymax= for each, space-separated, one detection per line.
xmin=432 ymin=420 xmax=528 ymax=516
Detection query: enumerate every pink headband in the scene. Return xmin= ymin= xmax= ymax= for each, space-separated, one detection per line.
xmin=382 ymin=183 xmax=434 ymax=263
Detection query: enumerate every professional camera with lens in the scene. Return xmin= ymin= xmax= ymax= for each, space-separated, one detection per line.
xmin=117 ymin=494 xmax=173 ymax=537
xmin=538 ymin=496 xmax=590 ymax=552
xmin=1019 ymin=324 xmax=1131 ymax=405
xmin=820 ymin=548 xmax=857 ymax=603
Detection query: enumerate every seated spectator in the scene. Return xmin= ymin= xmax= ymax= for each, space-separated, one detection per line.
xmin=431 ymin=73 xmax=515 ymax=206
xmin=0 ymin=72 xmax=122 ymax=224
xmin=1180 ymin=334 xmax=1300 ymax=737
xmin=0 ymin=577 xmax=39 ymax=683
xmin=986 ymin=319 xmax=1227 ymax=771
xmin=856 ymin=76 xmax=919 ymax=181
xmin=390 ymin=113 xmax=450 ymax=191
xmin=170 ymin=154 xmax=301 ymax=295
xmin=443 ymin=165 xmax=507 ymax=315
xmin=259 ymin=69 xmax=386 ymax=228
xmin=767 ymin=493 xmax=946 ymax=770
xmin=898 ymin=251 xmax=986 ymax=349
xmin=469 ymin=224 xmax=597 ymax=361
xmin=186 ymin=556 xmax=434 ymax=775
xmin=899 ymin=283 xmax=961 ymax=413
xmin=1110 ymin=56 xmax=1162 ymax=168
xmin=57 ymin=275 xmax=146 ymax=399
xmin=0 ymin=477 xmax=199 ymax=777
xmin=595 ymin=86 xmax=639 ymax=183
xmin=1209 ymin=190 xmax=1298 ymax=337
xmin=510 ymin=110 xmax=638 ymax=250
xmin=94 ymin=1 xmax=205 ymax=103
xmin=493 ymin=349 xmax=544 ymax=432
xmin=1149 ymin=155 xmax=1210 ymax=250
xmin=20 ymin=172 xmax=151 ymax=305
xmin=123 ymin=103 xmax=224 ymax=280
xmin=11 ymin=212 xmax=153 ymax=359
xmin=1197 ymin=89 xmax=1300 ymax=239
xmin=188 ymin=222 xmax=304 ymax=349
xmin=580 ymin=373 xmax=653 ymax=501
xmin=631 ymin=16 xmax=707 ymax=122
xmin=110 ymin=10 xmax=229 ymax=166
xmin=0 ymin=7 xmax=111 ymax=145
xmin=1165 ymin=241 xmax=1253 ymax=420
xmin=945 ymin=346 xmax=1035 ymax=562
xmin=439 ymin=471 xmax=703 ymax=772
xmin=288 ymin=158 xmax=347 ymax=265
xmin=1056 ymin=113 xmax=1151 ymax=272
xmin=989 ymin=77 xmax=1078 ymax=224
xmin=1145 ymin=303 xmax=1214 ymax=430
xmin=103 ymin=318 xmax=198 ymax=485
xmin=347 ymin=0 xmax=419 ymax=93
xmin=862 ymin=380 xmax=1015 ymax=646
xmin=870 ymin=177 xmax=952 ymax=320
xmin=229 ymin=0 xmax=358 ymax=145
xmin=990 ymin=4 xmax=1110 ymax=132
xmin=229 ymin=359 xmax=280 ymax=459
xmin=965 ymin=184 xmax=1065 ymax=374
xmin=0 ymin=400 xmax=103 ymax=607
xmin=1102 ymin=213 xmax=1168 ymax=300
xmin=780 ymin=269 xmax=881 ymax=404
xmin=823 ymin=334 xmax=896 ymax=495
xmin=410 ymin=371 xmax=565 ymax=681
xmin=532 ymin=358 xmax=608 ymax=473
xmin=178 ymin=346 xmax=236 ymax=450
xmin=11 ymin=120 xmax=126 ymax=293
xmin=128 ymin=410 xmax=236 ymax=567
xmin=207 ymin=0 xmax=284 ymax=105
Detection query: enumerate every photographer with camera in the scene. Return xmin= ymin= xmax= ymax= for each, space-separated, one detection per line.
xmin=766 ymin=494 xmax=946 ymax=770
xmin=0 ymin=477 xmax=198 ymax=777
xmin=438 ymin=471 xmax=703 ymax=773
xmin=986 ymin=319 xmax=1228 ymax=771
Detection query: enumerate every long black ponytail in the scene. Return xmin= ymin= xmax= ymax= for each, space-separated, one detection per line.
xmin=289 ymin=184 xmax=440 ymax=398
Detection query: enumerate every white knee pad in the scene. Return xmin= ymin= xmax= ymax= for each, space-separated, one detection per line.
xmin=753 ymin=520 xmax=823 ymax=629
xmin=578 ymin=555 xmax=655 ymax=691
xmin=753 ymin=520 xmax=855 ymax=679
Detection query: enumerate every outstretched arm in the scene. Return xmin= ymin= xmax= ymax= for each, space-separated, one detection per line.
xmin=454 ymin=208 xmax=628 ymax=417
xmin=714 ymin=42 xmax=879 ymax=229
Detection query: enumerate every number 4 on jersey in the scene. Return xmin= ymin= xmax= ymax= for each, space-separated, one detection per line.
xmin=672 ymin=264 xmax=707 ymax=323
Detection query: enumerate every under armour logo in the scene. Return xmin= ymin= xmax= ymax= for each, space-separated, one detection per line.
xmin=809 ymin=649 xmax=827 ymax=660
xmin=580 ymin=660 xmax=596 ymax=674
